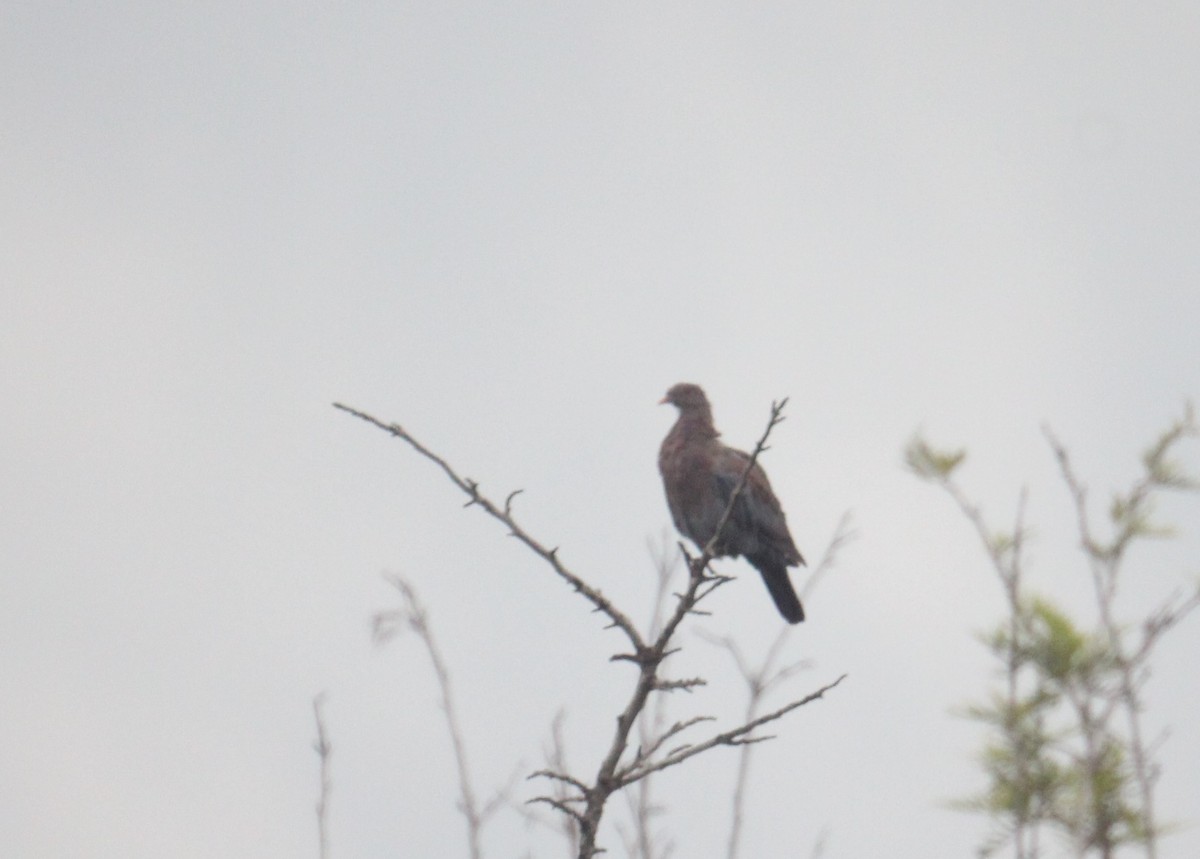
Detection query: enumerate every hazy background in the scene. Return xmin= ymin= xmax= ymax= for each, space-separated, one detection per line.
xmin=3 ymin=3 xmax=1198 ymax=857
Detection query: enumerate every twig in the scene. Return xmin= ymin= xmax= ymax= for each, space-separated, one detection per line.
xmin=312 ymin=694 xmax=332 ymax=859
xmin=518 ymin=711 xmax=584 ymax=854
xmin=373 ymin=576 xmax=489 ymax=859
xmin=800 ymin=511 xmax=857 ymax=601
xmin=617 ymin=675 xmax=848 ymax=784
xmin=631 ymin=716 xmax=716 ymax=766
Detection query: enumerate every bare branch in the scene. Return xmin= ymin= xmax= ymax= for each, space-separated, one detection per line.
xmin=312 ymin=694 xmax=332 ymax=859
xmin=1043 ymin=425 xmax=1104 ymax=562
xmin=624 ymin=536 xmax=684 ymax=859
xmin=374 ymin=575 xmax=486 ymax=859
xmin=515 ymin=711 xmax=585 ymax=854
xmin=617 ymin=675 xmax=848 ymax=786
xmin=800 ymin=511 xmax=857 ymax=601
xmin=334 ymin=402 xmax=644 ymax=650
xmin=652 ymin=677 xmax=706 ymax=693
xmin=529 ymin=768 xmax=591 ymax=794
xmin=809 ymin=827 xmax=831 ymax=859
xmin=527 ymin=796 xmax=589 ymax=828
xmin=626 ymin=716 xmax=716 ymax=772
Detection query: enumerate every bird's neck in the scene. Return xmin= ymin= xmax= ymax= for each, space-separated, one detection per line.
xmin=673 ymin=407 xmax=719 ymax=440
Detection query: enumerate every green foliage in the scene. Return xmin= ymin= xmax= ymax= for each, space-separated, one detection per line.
xmin=918 ymin=405 xmax=1199 ymax=858
xmin=1140 ymin=403 xmax=1199 ymax=491
xmin=958 ymin=688 xmax=1064 ymax=816
xmin=904 ymin=435 xmax=967 ymax=481
xmin=1056 ymin=739 xmax=1147 ymax=854
xmin=1022 ymin=599 xmax=1115 ymax=687
xmin=1095 ymin=405 xmax=1200 ymax=558
xmin=960 ymin=595 xmax=1149 ymax=856
xmin=1107 ymin=494 xmax=1172 ymax=543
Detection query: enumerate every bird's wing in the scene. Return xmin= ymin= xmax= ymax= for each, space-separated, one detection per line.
xmin=711 ymin=446 xmax=802 ymax=562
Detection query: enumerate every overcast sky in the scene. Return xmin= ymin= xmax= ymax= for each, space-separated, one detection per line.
xmin=3 ymin=3 xmax=1199 ymax=858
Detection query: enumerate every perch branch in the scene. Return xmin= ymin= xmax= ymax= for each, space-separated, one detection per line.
xmin=335 ymin=402 xmax=644 ymax=650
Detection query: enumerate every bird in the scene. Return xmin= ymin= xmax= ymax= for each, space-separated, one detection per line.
xmin=658 ymin=383 xmax=806 ymax=623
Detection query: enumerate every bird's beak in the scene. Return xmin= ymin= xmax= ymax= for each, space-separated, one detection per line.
xmin=658 ymin=396 xmax=669 ymax=405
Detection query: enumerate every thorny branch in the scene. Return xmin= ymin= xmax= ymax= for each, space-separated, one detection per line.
xmin=337 ymin=397 xmax=844 ymax=858
xmin=334 ymin=402 xmax=644 ymax=650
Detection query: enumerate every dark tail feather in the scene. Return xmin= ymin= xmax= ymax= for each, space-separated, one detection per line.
xmin=751 ymin=560 xmax=805 ymax=624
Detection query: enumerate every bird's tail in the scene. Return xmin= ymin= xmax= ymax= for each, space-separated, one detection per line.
xmin=750 ymin=558 xmax=805 ymax=624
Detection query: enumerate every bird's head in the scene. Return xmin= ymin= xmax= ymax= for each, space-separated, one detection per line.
xmin=660 ymin=383 xmax=710 ymax=411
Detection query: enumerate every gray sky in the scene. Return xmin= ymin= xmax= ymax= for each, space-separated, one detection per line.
xmin=3 ymin=3 xmax=1199 ymax=857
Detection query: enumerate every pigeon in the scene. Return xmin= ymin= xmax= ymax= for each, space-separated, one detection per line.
xmin=658 ymin=383 xmax=805 ymax=623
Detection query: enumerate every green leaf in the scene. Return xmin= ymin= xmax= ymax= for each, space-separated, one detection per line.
xmin=905 ymin=435 xmax=966 ymax=480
